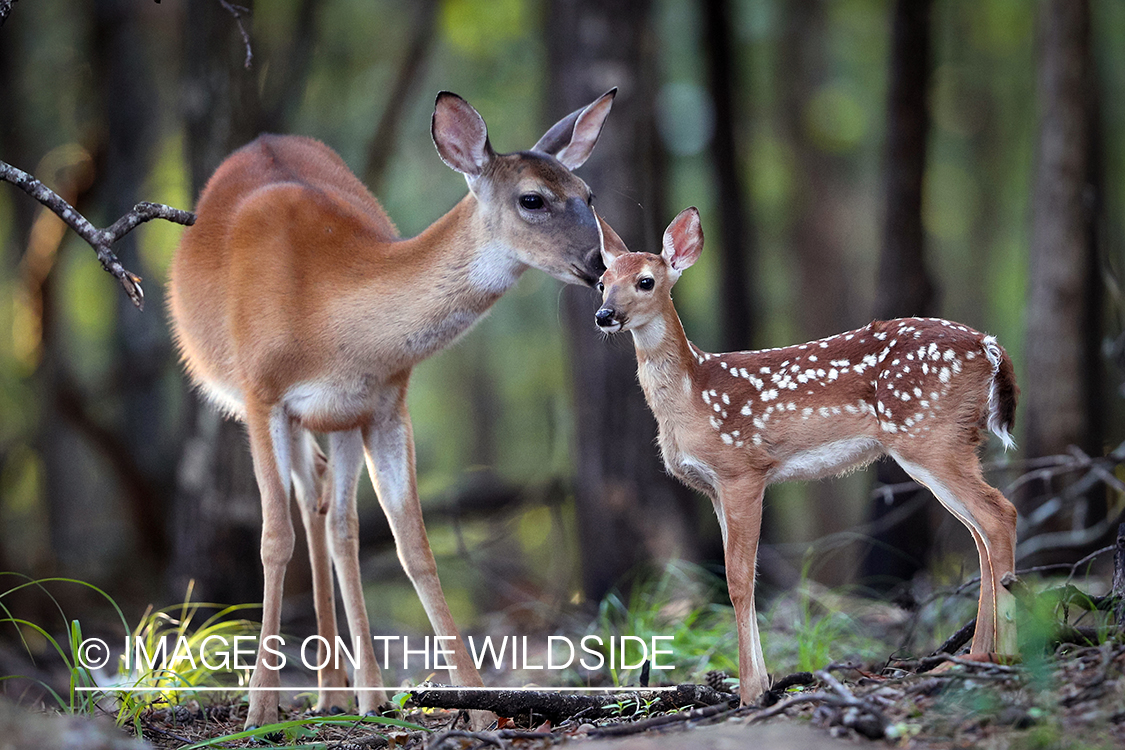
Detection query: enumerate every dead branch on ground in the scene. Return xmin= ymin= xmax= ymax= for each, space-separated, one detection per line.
xmin=411 ymin=683 xmax=733 ymax=726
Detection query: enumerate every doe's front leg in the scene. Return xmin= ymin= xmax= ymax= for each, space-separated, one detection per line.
xmin=363 ymin=392 xmax=494 ymax=729
xmin=717 ymin=476 xmax=770 ymax=706
xmin=244 ymin=404 xmax=297 ymax=728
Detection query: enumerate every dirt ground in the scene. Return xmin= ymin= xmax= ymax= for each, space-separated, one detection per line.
xmin=100 ymin=638 xmax=1123 ymax=749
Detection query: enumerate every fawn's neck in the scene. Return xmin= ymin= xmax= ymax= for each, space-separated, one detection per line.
xmin=631 ymin=302 xmax=700 ymax=415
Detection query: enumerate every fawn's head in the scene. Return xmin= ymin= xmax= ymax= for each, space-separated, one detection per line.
xmin=431 ymin=90 xmax=616 ymax=287
xmin=594 ymin=207 xmax=704 ymax=333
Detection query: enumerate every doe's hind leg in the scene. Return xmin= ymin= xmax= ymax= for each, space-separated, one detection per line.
xmin=292 ymin=428 xmax=350 ymax=713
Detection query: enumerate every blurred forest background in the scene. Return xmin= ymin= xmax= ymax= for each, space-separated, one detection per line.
xmin=1 ymin=0 xmax=1124 ymax=687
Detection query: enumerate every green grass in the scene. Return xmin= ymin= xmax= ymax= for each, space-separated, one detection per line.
xmin=0 ymin=575 xmax=429 ymax=746
xmin=588 ymin=561 xmax=739 ymax=687
xmin=585 ymin=559 xmax=891 ymax=691
xmin=179 ymin=714 xmax=425 ymax=750
xmin=0 ymin=573 xmax=129 ymax=716
xmin=110 ymin=580 xmax=263 ymax=730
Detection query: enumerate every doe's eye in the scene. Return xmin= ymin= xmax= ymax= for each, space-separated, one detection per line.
xmin=637 ymin=277 xmax=655 ymax=291
xmin=519 ymin=193 xmax=545 ymax=210
xmin=596 ymin=281 xmax=605 ymax=293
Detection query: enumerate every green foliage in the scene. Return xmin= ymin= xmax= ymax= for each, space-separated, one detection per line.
xmin=0 ymin=574 xmax=129 ymax=715
xmin=759 ymin=556 xmax=887 ymax=676
xmin=0 ymin=575 xmax=263 ymax=730
xmin=600 ymin=695 xmax=659 ymax=720
xmin=118 ymin=581 xmax=262 ymax=704
xmin=591 ymin=561 xmax=739 ymax=686
xmin=589 ymin=559 xmax=901 ymax=690
xmin=178 ymin=714 xmax=425 ymax=750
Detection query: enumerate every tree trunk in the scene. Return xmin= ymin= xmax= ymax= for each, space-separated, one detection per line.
xmin=546 ymin=0 xmax=700 ymax=603
xmin=1024 ymin=0 xmax=1099 ymax=460
xmin=94 ymin=0 xmax=170 ymax=560
xmin=167 ymin=0 xmax=271 ymax=604
xmin=701 ymin=0 xmax=756 ymax=353
xmin=874 ymin=0 xmax=935 ymax=323
xmin=862 ymin=0 xmax=937 ymax=595
xmin=779 ymin=1 xmax=855 ymax=342
xmin=776 ymin=0 xmax=861 ymax=574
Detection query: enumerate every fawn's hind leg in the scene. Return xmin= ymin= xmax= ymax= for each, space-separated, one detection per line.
xmin=890 ymin=448 xmax=1018 ymax=657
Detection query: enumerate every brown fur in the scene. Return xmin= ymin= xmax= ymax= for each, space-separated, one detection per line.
xmin=168 ymin=90 xmax=615 ymax=728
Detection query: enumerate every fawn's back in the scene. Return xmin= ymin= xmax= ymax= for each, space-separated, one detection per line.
xmin=681 ymin=318 xmax=1017 ymax=486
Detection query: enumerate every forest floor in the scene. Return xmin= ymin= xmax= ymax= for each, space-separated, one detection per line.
xmin=119 ymin=638 xmax=1125 ymax=749
xmin=4 ymin=560 xmax=1124 ymax=748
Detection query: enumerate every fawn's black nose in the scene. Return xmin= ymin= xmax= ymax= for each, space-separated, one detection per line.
xmin=595 ymin=307 xmax=616 ymax=327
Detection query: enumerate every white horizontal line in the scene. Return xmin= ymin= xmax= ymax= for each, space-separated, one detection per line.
xmin=75 ymin=686 xmax=676 ymax=693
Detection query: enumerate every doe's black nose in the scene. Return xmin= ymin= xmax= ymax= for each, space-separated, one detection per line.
xmin=583 ymin=246 xmax=607 ymax=281
xmin=595 ymin=307 xmax=616 ymax=327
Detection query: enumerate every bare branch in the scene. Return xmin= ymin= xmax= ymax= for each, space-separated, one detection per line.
xmin=0 ymin=158 xmax=195 ymax=310
xmin=0 ymin=0 xmax=18 ymax=27
xmin=219 ymin=0 xmax=253 ymax=69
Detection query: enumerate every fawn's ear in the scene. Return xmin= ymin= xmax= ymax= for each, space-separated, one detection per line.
xmin=432 ymin=92 xmax=496 ymax=178
xmin=597 ymin=211 xmax=629 ymax=268
xmin=661 ymin=207 xmax=704 ymax=280
xmin=533 ymin=88 xmax=616 ymax=170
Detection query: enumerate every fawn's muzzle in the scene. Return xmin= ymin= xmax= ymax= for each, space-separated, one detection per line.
xmin=595 ymin=307 xmax=617 ymax=327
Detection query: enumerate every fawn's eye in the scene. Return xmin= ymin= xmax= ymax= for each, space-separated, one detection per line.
xmin=597 ymin=281 xmax=605 ymax=293
xmin=519 ymin=193 xmax=545 ymax=210
xmin=637 ymin=277 xmax=655 ymax=291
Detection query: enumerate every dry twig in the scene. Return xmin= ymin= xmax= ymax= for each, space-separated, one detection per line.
xmin=0 ymin=158 xmax=195 ymax=309
xmin=219 ymin=0 xmax=253 ymax=68
xmin=0 ymin=0 xmax=17 ymax=26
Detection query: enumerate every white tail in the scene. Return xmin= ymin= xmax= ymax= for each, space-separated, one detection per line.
xmin=168 ymin=89 xmax=615 ymax=727
xmin=595 ymin=207 xmax=1019 ymax=704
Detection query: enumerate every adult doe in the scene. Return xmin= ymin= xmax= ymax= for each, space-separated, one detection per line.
xmin=169 ymin=89 xmax=615 ymax=726
xmin=594 ymin=207 xmax=1019 ymax=703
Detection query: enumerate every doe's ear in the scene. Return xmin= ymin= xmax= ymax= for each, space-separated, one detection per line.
xmin=597 ymin=211 xmax=629 ymax=268
xmin=661 ymin=207 xmax=704 ymax=279
xmin=432 ymin=92 xmax=495 ymax=176
xmin=533 ymin=88 xmax=616 ymax=170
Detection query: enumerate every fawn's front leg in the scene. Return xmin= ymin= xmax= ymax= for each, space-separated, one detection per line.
xmin=717 ymin=475 xmax=770 ymax=705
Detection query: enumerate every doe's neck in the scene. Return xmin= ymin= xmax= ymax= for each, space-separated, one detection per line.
xmin=403 ymin=193 xmax=527 ymax=304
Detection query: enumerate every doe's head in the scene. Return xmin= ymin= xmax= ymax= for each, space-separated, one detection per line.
xmin=594 ymin=207 xmax=703 ymax=333
xmin=431 ymin=89 xmax=616 ymax=287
